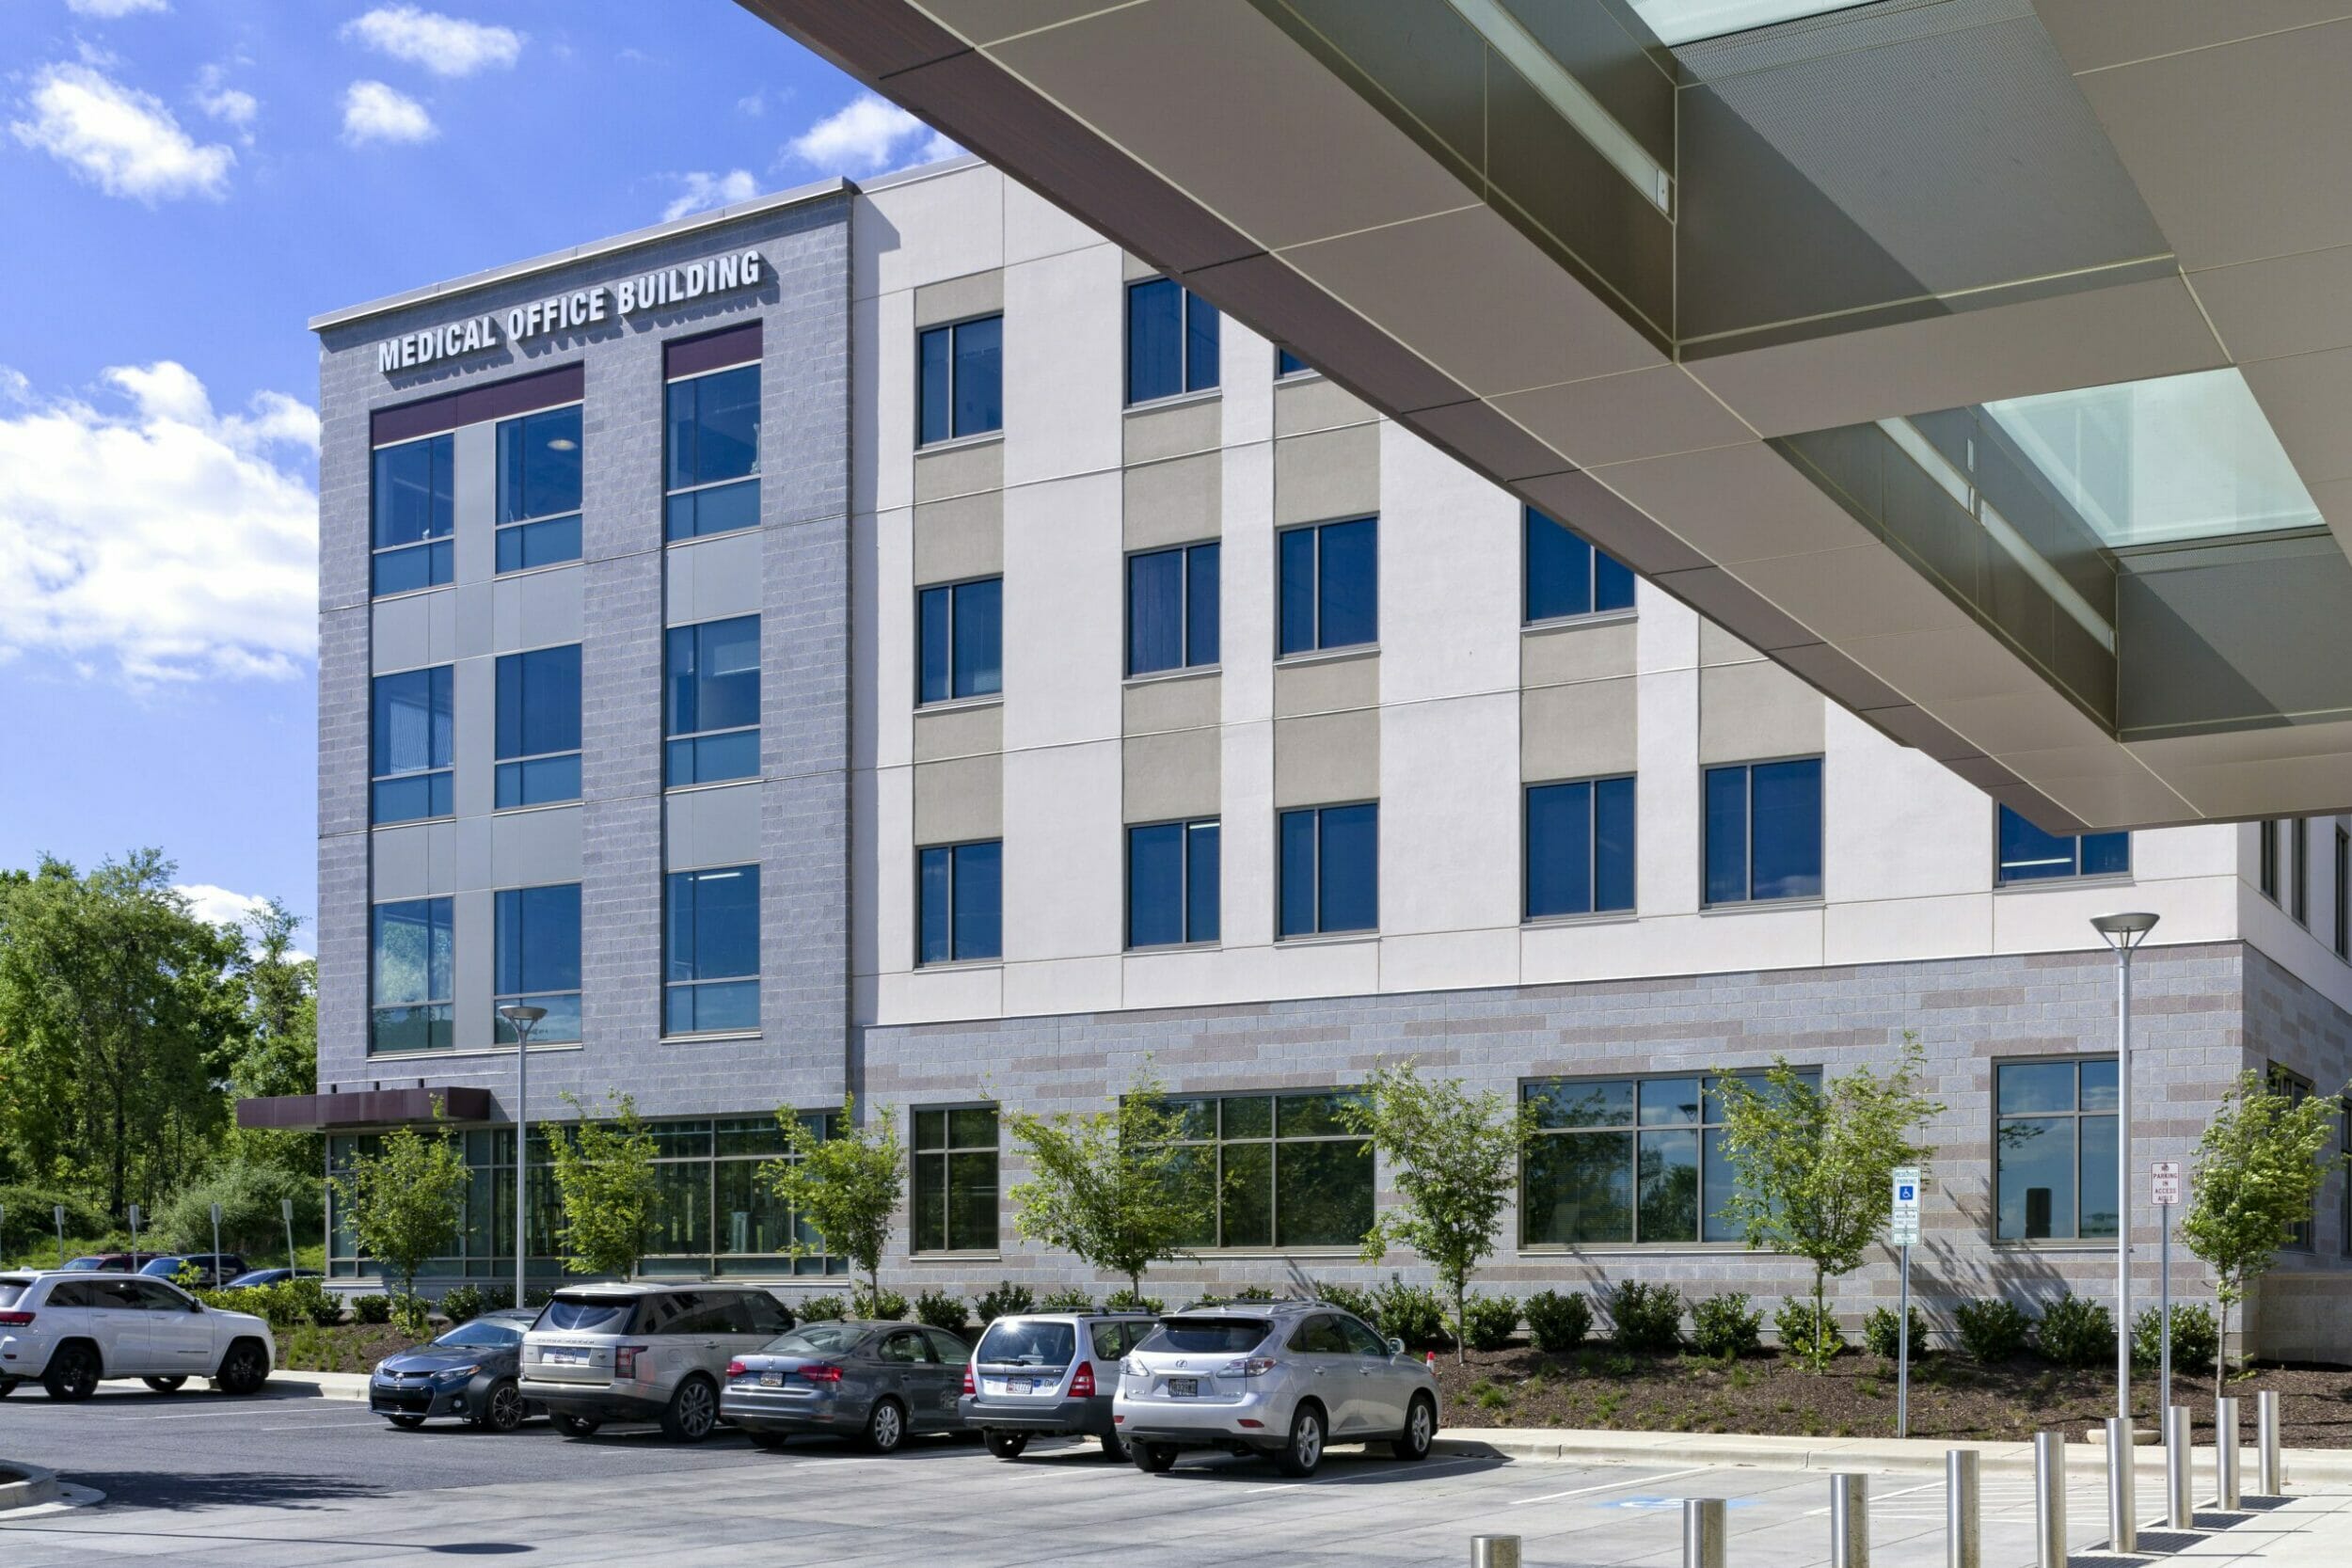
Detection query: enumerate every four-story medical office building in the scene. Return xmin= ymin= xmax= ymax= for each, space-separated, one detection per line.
xmin=279 ymin=156 xmax=2352 ymax=1352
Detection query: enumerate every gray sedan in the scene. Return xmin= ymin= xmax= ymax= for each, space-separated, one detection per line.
xmin=720 ymin=1321 xmax=972 ymax=1453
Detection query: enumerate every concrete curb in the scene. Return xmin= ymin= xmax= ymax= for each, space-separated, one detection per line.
xmin=264 ymin=1370 xmax=373 ymax=1402
xmin=0 ymin=1462 xmax=60 ymax=1513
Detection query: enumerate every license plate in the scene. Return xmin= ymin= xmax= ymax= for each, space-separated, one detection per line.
xmin=544 ymin=1350 xmax=584 ymax=1366
xmin=1012 ymin=1377 xmax=1035 ymax=1394
xmin=758 ymin=1371 xmax=782 ymax=1387
xmin=1167 ymin=1376 xmax=1199 ymax=1398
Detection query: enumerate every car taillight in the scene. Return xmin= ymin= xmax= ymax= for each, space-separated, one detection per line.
xmin=801 ymin=1363 xmax=843 ymax=1384
xmin=1219 ymin=1357 xmax=1279 ymax=1378
xmin=961 ymin=1364 xmax=975 ymax=1395
xmin=1069 ymin=1362 xmax=1095 ymax=1398
xmin=0 ymin=1311 xmax=32 ymax=1327
xmin=614 ymin=1344 xmax=649 ymax=1379
xmin=725 ymin=1360 xmax=748 ymax=1379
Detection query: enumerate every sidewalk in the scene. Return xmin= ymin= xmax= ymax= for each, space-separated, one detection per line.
xmin=262 ymin=1370 xmax=371 ymax=1402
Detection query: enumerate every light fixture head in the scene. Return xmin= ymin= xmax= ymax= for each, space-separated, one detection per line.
xmin=2090 ymin=911 xmax=2160 ymax=951
xmin=498 ymin=1004 xmax=548 ymax=1024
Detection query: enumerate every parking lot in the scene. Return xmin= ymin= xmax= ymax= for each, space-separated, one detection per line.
xmin=0 ymin=1383 xmax=2200 ymax=1566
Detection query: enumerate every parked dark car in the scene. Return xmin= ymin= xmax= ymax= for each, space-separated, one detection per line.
xmin=61 ymin=1254 xmax=167 ymax=1273
xmin=722 ymin=1321 xmax=972 ymax=1453
xmin=138 ymin=1255 xmax=247 ymax=1290
xmin=220 ymin=1268 xmax=322 ymax=1290
xmin=370 ymin=1309 xmax=540 ymax=1432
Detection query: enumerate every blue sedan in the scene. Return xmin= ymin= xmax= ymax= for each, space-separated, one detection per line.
xmin=370 ymin=1309 xmax=540 ymax=1432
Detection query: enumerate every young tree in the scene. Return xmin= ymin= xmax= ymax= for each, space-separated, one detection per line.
xmin=1711 ymin=1036 xmax=1942 ymax=1371
xmin=760 ymin=1096 xmax=904 ymax=1312
xmin=222 ymin=899 xmax=324 ymax=1189
xmin=1338 ymin=1060 xmax=1536 ymax=1365
xmin=2179 ymin=1069 xmax=2346 ymax=1397
xmin=332 ymin=1111 xmax=469 ymax=1312
xmin=1006 ymin=1070 xmax=1213 ymax=1301
xmin=547 ymin=1092 xmax=660 ymax=1278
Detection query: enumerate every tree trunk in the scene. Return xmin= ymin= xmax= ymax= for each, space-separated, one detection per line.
xmin=2216 ymin=1291 xmax=2230 ymax=1403
xmin=1455 ymin=1277 xmax=1468 ymax=1367
xmin=1813 ymin=1265 xmax=1827 ymax=1372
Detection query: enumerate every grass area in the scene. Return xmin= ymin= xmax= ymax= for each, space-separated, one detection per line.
xmin=0 ymin=1241 xmax=326 ymax=1273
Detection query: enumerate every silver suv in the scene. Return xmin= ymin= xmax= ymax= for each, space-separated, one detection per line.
xmin=959 ymin=1311 xmax=1157 ymax=1459
xmin=1113 ymin=1299 xmax=1439 ymax=1476
xmin=519 ymin=1283 xmax=795 ymax=1442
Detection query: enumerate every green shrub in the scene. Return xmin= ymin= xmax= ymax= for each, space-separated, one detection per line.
xmin=2035 ymin=1292 xmax=2114 ymax=1369
xmin=797 ymin=1293 xmax=848 ymax=1322
xmin=1104 ymin=1289 xmax=1165 ymax=1315
xmin=1315 ymin=1281 xmax=1380 ymax=1325
xmin=1229 ymin=1284 xmax=1276 ymax=1302
xmin=2131 ymin=1302 xmax=2219 ymax=1372
xmin=353 ymin=1293 xmax=393 ymax=1325
xmin=1863 ymin=1305 xmax=1928 ymax=1360
xmin=439 ymin=1284 xmax=485 ymax=1324
xmin=285 ymin=1277 xmax=342 ymax=1326
xmin=851 ymin=1283 xmax=910 ymax=1321
xmin=975 ymin=1281 xmax=1035 ymax=1324
xmin=914 ymin=1289 xmax=971 ymax=1333
xmin=1609 ymin=1281 xmax=1683 ymax=1354
xmin=1039 ymin=1286 xmax=1095 ymax=1312
xmin=153 ymin=1159 xmax=323 ymax=1255
xmin=0 ymin=1184 xmax=109 ymax=1258
xmin=1525 ymin=1290 xmax=1593 ymax=1354
xmin=1371 ymin=1275 xmax=1452 ymax=1349
xmin=1773 ymin=1298 xmax=1846 ymax=1365
xmin=1463 ymin=1294 xmax=1519 ymax=1352
xmin=1953 ymin=1297 xmax=2034 ymax=1363
xmin=1691 ymin=1292 xmax=1762 ymax=1359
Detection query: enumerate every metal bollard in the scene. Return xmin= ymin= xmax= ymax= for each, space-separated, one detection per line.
xmin=2216 ymin=1396 xmax=2241 ymax=1510
xmin=2032 ymin=1431 xmax=2067 ymax=1568
xmin=2164 ymin=1405 xmax=2195 ymax=1528
xmin=1830 ymin=1472 xmax=1870 ymax=1568
xmin=2256 ymin=1389 xmax=2281 ymax=1496
xmin=1683 ymin=1498 xmax=1726 ymax=1568
xmin=2106 ymin=1418 xmax=2137 ymax=1554
xmin=1470 ymin=1535 xmax=1522 ymax=1568
xmin=1946 ymin=1449 xmax=1980 ymax=1568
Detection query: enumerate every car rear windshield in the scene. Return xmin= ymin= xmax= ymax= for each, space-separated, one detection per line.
xmin=976 ymin=1320 xmax=1076 ymax=1368
xmin=764 ymin=1324 xmax=860 ymax=1357
xmin=1137 ymin=1318 xmax=1271 ymax=1355
xmin=537 ymin=1295 xmax=636 ymax=1334
xmin=0 ymin=1281 xmax=26 ymax=1309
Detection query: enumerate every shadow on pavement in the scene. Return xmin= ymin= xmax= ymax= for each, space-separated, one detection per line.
xmin=1145 ymin=1449 xmax=1510 ymax=1486
xmin=63 ymin=1470 xmax=393 ymax=1513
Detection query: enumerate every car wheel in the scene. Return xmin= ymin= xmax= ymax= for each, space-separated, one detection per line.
xmin=42 ymin=1344 xmax=100 ymax=1402
xmin=551 ymin=1413 xmax=601 ymax=1438
xmin=143 ymin=1375 xmax=188 ymax=1394
xmin=1098 ymin=1431 xmax=1129 ymax=1463
xmin=0 ymin=1379 xmax=15 ymax=1399
xmin=1131 ymin=1440 xmax=1177 ymax=1474
xmin=1391 ymin=1394 xmax=1437 ymax=1461
xmin=389 ymin=1414 xmax=428 ymax=1430
xmin=1276 ymin=1402 xmax=1326 ymax=1478
xmin=660 ymin=1375 xmax=719 ymax=1443
xmin=984 ymin=1431 xmax=1028 ymax=1460
xmin=749 ymin=1431 xmax=790 ymax=1451
xmin=477 ymin=1380 xmax=526 ymax=1433
xmin=864 ymin=1397 xmax=907 ymax=1454
xmin=213 ymin=1338 xmax=270 ymax=1396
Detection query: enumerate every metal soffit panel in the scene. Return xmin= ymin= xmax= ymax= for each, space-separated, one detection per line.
xmin=735 ymin=0 xmax=2352 ymax=827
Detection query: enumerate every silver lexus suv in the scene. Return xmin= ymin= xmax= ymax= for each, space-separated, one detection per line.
xmin=1112 ymin=1298 xmax=1439 ymax=1476
xmin=520 ymin=1282 xmax=796 ymax=1442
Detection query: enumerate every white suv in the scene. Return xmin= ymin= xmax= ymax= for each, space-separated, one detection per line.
xmin=0 ymin=1271 xmax=277 ymax=1400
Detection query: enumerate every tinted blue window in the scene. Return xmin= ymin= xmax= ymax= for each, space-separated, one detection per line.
xmin=665 ymin=618 xmax=759 ymax=786
xmin=493 ymin=884 xmax=581 ymax=1044
xmin=665 ymin=365 xmax=759 ymax=540
xmin=1527 ymin=778 xmax=1636 ymax=918
xmin=372 ymin=667 xmax=453 ymax=824
xmin=1704 ymin=768 xmax=1749 ymax=906
xmin=1128 ymin=819 xmax=1219 ymax=948
xmin=917 ymin=579 xmax=1001 ymax=703
xmin=1127 ymin=278 xmax=1182 ymax=404
xmin=1276 ymin=347 xmax=1311 ymax=377
xmin=1186 ymin=820 xmax=1221 ymax=944
xmin=1525 ymin=508 xmax=1634 ymax=621
xmin=1127 ymin=542 xmax=1220 ymax=675
xmin=1279 ymin=803 xmax=1377 ymax=938
xmin=1186 ymin=544 xmax=1221 ymax=667
xmin=372 ymin=897 xmax=453 ymax=1053
xmin=373 ymin=436 xmax=453 ymax=595
xmin=1998 ymin=806 xmax=2128 ymax=883
xmin=1594 ymin=775 xmax=1636 ymax=912
xmin=1706 ymin=760 xmax=1821 ymax=904
xmin=497 ymin=405 xmax=581 ymax=524
xmin=918 ymin=842 xmax=1002 ymax=964
xmin=1184 ymin=290 xmax=1219 ymax=392
xmin=665 ymin=866 xmax=759 ymax=1035
xmin=1279 ymin=517 xmax=1377 ymax=655
xmin=496 ymin=515 xmax=581 ymax=573
xmin=1278 ymin=528 xmax=1318 ymax=656
xmin=919 ymin=315 xmax=1004 ymax=443
xmin=917 ymin=325 xmax=952 ymax=446
xmin=495 ymin=645 xmax=581 ymax=807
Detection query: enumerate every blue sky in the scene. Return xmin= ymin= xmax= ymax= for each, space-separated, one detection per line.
xmin=0 ymin=1 xmax=948 ymax=938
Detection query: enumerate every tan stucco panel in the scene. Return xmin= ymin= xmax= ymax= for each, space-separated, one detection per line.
xmin=1275 ymin=706 xmax=1380 ymax=807
xmin=1521 ymin=676 xmax=1638 ymax=782
xmin=1699 ymin=659 xmax=1826 ymax=764
xmin=914 ymin=754 xmax=1003 ymax=844
xmin=1124 ymin=726 xmax=1222 ymax=823
xmin=1123 ymin=451 xmax=1222 ymax=551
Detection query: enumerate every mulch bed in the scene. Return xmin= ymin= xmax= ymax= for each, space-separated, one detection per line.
xmin=278 ymin=1322 xmax=425 ymax=1374
xmin=1428 ymin=1345 xmax=2352 ymax=1447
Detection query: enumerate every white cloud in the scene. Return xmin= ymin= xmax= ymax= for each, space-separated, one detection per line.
xmin=341 ymin=79 xmax=435 ymax=146
xmin=785 ymin=92 xmax=959 ymax=177
xmin=9 ymin=61 xmax=233 ymax=203
xmin=0 ymin=361 xmax=317 ymax=686
xmin=176 ymin=883 xmax=269 ymax=928
xmin=193 ymin=64 xmax=257 ymax=141
xmin=67 ymin=0 xmax=168 ymax=16
xmin=736 ymin=90 xmax=765 ymax=118
xmin=662 ymin=168 xmax=757 ymax=223
xmin=344 ymin=6 xmax=522 ymax=77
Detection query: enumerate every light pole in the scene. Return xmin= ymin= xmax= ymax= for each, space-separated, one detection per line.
xmin=2092 ymin=911 xmax=2158 ymax=1426
xmin=498 ymin=1004 xmax=547 ymax=1311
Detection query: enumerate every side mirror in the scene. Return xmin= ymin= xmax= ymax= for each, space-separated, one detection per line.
xmin=1388 ymin=1337 xmax=1406 ymax=1357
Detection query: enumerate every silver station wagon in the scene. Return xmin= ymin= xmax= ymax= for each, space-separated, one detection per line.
xmin=520 ymin=1282 xmax=795 ymax=1442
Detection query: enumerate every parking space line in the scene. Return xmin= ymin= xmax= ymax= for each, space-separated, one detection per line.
xmin=1508 ymin=1464 xmax=1716 ymax=1507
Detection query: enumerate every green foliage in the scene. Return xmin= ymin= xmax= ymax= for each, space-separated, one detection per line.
xmin=203 ymin=1275 xmax=342 ymax=1330
xmin=1773 ymin=1296 xmax=1847 ymax=1364
xmin=851 ymin=1282 xmax=910 ymax=1321
xmin=1710 ymin=1038 xmax=1940 ymax=1373
xmin=1462 ymin=1293 xmax=1520 ymax=1352
xmin=1370 ymin=1275 xmax=1452 ymax=1348
xmin=0 ymin=1184 xmax=107 ymax=1256
xmin=354 ymin=1292 xmax=393 ymax=1325
xmin=1609 ymin=1281 xmax=1684 ymax=1354
xmin=1524 ymin=1289 xmax=1593 ymax=1354
xmin=1228 ymin=1284 xmax=1276 ymax=1302
xmin=1038 ymin=1286 xmax=1095 ymax=1312
xmin=547 ymin=1091 xmax=660 ymax=1277
xmin=975 ymin=1280 xmax=1035 ymax=1324
xmin=330 ymin=1113 xmax=469 ymax=1305
xmin=1007 ymin=1070 xmax=1212 ymax=1300
xmin=1312 ymin=1280 xmax=1379 ymax=1325
xmin=1691 ymin=1292 xmax=1762 ymax=1359
xmin=2035 ymin=1291 xmax=2114 ymax=1369
xmin=1104 ymin=1288 xmax=1165 ymax=1315
xmin=153 ymin=1156 xmax=320 ymax=1255
xmin=2181 ymin=1069 xmax=2348 ymax=1392
xmin=914 ymin=1289 xmax=971 ymax=1333
xmin=1864 ymin=1305 xmax=1927 ymax=1360
xmin=439 ymin=1284 xmax=485 ymax=1324
xmin=2132 ymin=1302 xmax=2220 ymax=1373
xmin=1952 ymin=1297 xmax=2034 ymax=1363
xmin=797 ymin=1293 xmax=848 ymax=1323
xmin=1339 ymin=1060 xmax=1536 ymax=1364
xmin=760 ymin=1096 xmax=905 ymax=1310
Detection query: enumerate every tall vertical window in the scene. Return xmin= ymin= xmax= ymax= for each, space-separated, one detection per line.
xmin=1152 ymin=1092 xmax=1373 ymax=1248
xmin=1278 ymin=517 xmax=1377 ymax=656
xmin=493 ymin=884 xmax=580 ymax=1044
xmin=2336 ymin=828 xmax=2348 ymax=961
xmin=2261 ymin=820 xmax=2281 ymax=901
xmin=2271 ymin=1065 xmax=2317 ymax=1249
xmin=1523 ymin=508 xmax=1635 ymax=623
xmin=916 ymin=578 xmax=1002 ymax=704
xmin=1704 ymin=758 xmax=1822 ymax=905
xmin=495 ymin=644 xmax=581 ymax=807
xmin=1279 ymin=802 xmax=1377 ymax=939
xmin=664 ymin=866 xmax=759 ymax=1035
xmin=1525 ymin=777 xmax=1635 ymax=919
xmin=372 ymin=898 xmax=453 ymax=1053
xmin=1126 ymin=542 xmax=1220 ymax=675
xmin=1994 ymin=1057 xmax=2117 ymax=1241
xmin=1125 ymin=278 xmax=1219 ymax=404
xmin=1996 ymin=806 xmax=2128 ymax=884
xmin=372 ymin=434 xmax=453 ymax=595
xmin=2293 ymin=819 xmax=2311 ymax=926
xmin=917 ymin=840 xmax=1002 ymax=965
xmin=1275 ymin=346 xmax=1312 ymax=378
xmin=911 ymin=1106 xmax=998 ymax=1253
xmin=371 ymin=667 xmax=453 ymax=824
xmin=1127 ymin=819 xmax=1219 ymax=948
xmin=665 ymin=617 xmax=760 ymax=786
xmin=917 ymin=314 xmax=1003 ymax=445
xmin=495 ymin=404 xmax=583 ymax=571
xmin=665 ymin=364 xmax=761 ymax=541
